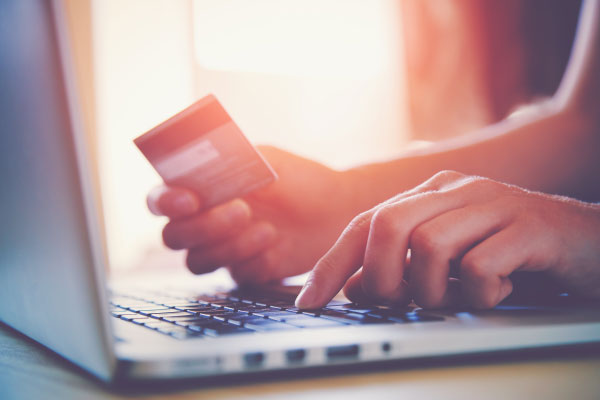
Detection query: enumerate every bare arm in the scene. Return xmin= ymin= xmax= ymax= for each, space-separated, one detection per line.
xmin=348 ymin=0 xmax=600 ymax=211
xmin=147 ymin=1 xmax=600 ymax=287
xmin=295 ymin=0 xmax=600 ymax=309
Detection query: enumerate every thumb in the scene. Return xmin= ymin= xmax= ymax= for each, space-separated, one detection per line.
xmin=147 ymin=185 xmax=200 ymax=218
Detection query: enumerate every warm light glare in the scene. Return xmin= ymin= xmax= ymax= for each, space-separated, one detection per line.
xmin=93 ymin=0 xmax=408 ymax=271
xmin=194 ymin=0 xmax=396 ymax=78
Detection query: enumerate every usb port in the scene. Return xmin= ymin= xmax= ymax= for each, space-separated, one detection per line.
xmin=244 ymin=352 xmax=264 ymax=367
xmin=326 ymin=344 xmax=359 ymax=360
xmin=286 ymin=349 xmax=306 ymax=363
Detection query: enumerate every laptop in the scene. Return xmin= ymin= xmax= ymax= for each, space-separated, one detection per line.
xmin=1 ymin=0 xmax=599 ymax=383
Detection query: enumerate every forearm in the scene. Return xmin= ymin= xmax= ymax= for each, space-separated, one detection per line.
xmin=345 ymin=0 xmax=600 ymax=212
xmin=346 ymin=103 xmax=600 ymax=211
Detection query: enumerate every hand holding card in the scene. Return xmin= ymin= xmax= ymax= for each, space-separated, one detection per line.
xmin=139 ymin=99 xmax=360 ymax=285
xmin=134 ymin=95 xmax=277 ymax=209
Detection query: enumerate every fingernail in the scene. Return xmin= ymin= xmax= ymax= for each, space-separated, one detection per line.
xmin=226 ymin=200 xmax=251 ymax=221
xmin=295 ymin=284 xmax=316 ymax=309
xmin=253 ymin=224 xmax=276 ymax=243
xmin=173 ymin=193 xmax=197 ymax=214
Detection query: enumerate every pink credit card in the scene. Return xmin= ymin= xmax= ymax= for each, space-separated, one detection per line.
xmin=134 ymin=95 xmax=277 ymax=208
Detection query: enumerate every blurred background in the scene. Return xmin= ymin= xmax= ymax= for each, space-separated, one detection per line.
xmin=62 ymin=0 xmax=580 ymax=274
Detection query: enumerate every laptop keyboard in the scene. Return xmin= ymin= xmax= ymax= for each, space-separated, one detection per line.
xmin=110 ymin=291 xmax=444 ymax=340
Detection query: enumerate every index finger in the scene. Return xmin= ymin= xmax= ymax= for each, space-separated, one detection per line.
xmin=295 ymin=212 xmax=373 ymax=309
xmin=147 ymin=185 xmax=200 ymax=218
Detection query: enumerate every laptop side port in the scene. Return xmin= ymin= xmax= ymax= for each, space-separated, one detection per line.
xmin=243 ymin=352 xmax=265 ymax=368
xmin=326 ymin=344 xmax=359 ymax=360
xmin=285 ymin=349 xmax=306 ymax=364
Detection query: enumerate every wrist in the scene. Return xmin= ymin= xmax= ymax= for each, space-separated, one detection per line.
xmin=340 ymin=164 xmax=393 ymax=214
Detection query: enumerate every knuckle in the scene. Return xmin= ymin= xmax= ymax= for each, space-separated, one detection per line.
xmin=430 ymin=170 xmax=464 ymax=184
xmin=370 ymin=207 xmax=402 ymax=239
xmin=460 ymin=253 xmax=489 ymax=281
xmin=460 ymin=175 xmax=486 ymax=189
xmin=346 ymin=211 xmax=372 ymax=233
xmin=410 ymin=224 xmax=443 ymax=255
xmin=461 ymin=176 xmax=504 ymax=194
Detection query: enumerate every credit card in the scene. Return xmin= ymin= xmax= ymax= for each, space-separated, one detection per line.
xmin=134 ymin=94 xmax=277 ymax=208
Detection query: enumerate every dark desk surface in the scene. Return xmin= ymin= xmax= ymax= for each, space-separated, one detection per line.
xmin=1 ymin=323 xmax=600 ymax=400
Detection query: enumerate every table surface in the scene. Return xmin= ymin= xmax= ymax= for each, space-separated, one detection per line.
xmin=1 ymin=322 xmax=600 ymax=400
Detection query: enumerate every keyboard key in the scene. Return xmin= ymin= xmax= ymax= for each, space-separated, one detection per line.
xmin=208 ymin=299 xmax=241 ymax=307
xmin=319 ymin=311 xmax=367 ymax=325
xmin=326 ymin=304 xmax=379 ymax=314
xmin=196 ymin=309 xmax=233 ymax=318
xmin=172 ymin=304 xmax=211 ymax=311
xmin=144 ymin=320 xmax=179 ymax=330
xmin=203 ymin=325 xmax=254 ymax=337
xmin=311 ymin=312 xmax=388 ymax=325
xmin=148 ymin=311 xmax=192 ymax=317
xmin=244 ymin=319 xmax=298 ymax=331
xmin=361 ymin=307 xmax=445 ymax=323
xmin=299 ymin=309 xmax=321 ymax=317
xmin=137 ymin=308 xmax=175 ymax=316
xmin=260 ymin=300 xmax=294 ymax=310
xmin=164 ymin=315 xmax=209 ymax=321
xmin=235 ymin=305 xmax=273 ymax=314
xmin=365 ymin=312 xmax=386 ymax=319
xmin=186 ymin=320 xmax=224 ymax=332
xmin=167 ymin=326 xmax=204 ymax=339
xmin=160 ymin=311 xmax=197 ymax=316
xmin=110 ymin=310 xmax=131 ymax=316
xmin=228 ymin=315 xmax=269 ymax=325
xmin=119 ymin=313 xmax=146 ymax=320
xmin=364 ymin=307 xmax=412 ymax=318
xmin=285 ymin=318 xmax=346 ymax=328
xmin=274 ymin=314 xmax=317 ymax=322
xmin=280 ymin=306 xmax=302 ymax=313
xmin=212 ymin=312 xmax=246 ymax=322
xmin=252 ymin=310 xmax=297 ymax=319
xmin=128 ymin=305 xmax=171 ymax=312
xmin=390 ymin=313 xmax=444 ymax=323
xmin=113 ymin=300 xmax=152 ymax=308
xmin=128 ymin=317 xmax=155 ymax=325
xmin=221 ymin=303 xmax=248 ymax=311
xmin=225 ymin=318 xmax=244 ymax=326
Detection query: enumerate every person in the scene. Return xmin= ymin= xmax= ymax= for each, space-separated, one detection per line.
xmin=147 ymin=0 xmax=600 ymax=309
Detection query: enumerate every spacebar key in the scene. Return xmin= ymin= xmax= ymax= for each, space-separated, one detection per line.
xmin=244 ymin=320 xmax=298 ymax=331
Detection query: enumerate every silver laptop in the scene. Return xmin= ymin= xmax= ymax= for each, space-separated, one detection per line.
xmin=1 ymin=0 xmax=599 ymax=383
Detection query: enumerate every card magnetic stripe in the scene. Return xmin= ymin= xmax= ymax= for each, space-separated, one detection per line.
xmin=134 ymin=97 xmax=231 ymax=161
